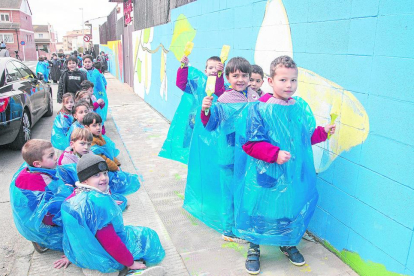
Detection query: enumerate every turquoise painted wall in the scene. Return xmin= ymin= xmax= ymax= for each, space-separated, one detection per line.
xmin=109 ymin=0 xmax=414 ymax=274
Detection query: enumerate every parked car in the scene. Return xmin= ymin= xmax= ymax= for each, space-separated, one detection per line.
xmin=0 ymin=57 xmax=53 ymax=149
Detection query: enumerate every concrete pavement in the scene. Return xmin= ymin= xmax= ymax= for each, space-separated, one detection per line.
xmin=0 ymin=73 xmax=358 ymax=276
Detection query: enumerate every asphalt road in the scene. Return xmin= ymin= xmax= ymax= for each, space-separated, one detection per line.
xmin=0 ymin=75 xmax=59 ymax=276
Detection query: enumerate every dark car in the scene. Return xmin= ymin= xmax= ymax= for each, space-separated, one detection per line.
xmin=0 ymin=57 xmax=53 ymax=149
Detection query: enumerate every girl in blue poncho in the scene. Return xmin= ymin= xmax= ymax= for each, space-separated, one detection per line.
xmin=82 ymin=55 xmax=109 ymax=122
xmin=35 ymin=56 xmax=49 ymax=82
xmin=64 ymin=101 xmax=90 ymax=150
xmin=61 ymin=153 xmax=165 ymax=274
xmin=51 ymin=93 xmax=74 ymax=150
xmin=10 ymin=139 xmax=72 ymax=269
xmin=84 ymin=112 xmax=140 ymax=196
xmin=234 ymin=56 xmax=336 ymax=274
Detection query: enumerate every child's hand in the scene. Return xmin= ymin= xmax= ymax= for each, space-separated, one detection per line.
xmin=97 ymin=98 xmax=104 ymax=105
xmin=129 ymin=261 xmax=147 ymax=270
xmin=216 ymin=62 xmax=224 ymax=73
xmin=115 ymin=200 xmax=123 ymax=205
xmin=324 ymin=124 xmax=336 ymax=135
xmin=202 ymin=96 xmax=213 ymax=111
xmin=181 ymin=56 xmax=189 ymax=67
xmin=276 ymin=151 xmax=291 ymax=165
xmin=53 ymin=255 xmax=71 ymax=269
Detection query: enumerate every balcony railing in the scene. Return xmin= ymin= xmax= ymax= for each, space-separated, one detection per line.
xmin=0 ymin=22 xmax=20 ymax=30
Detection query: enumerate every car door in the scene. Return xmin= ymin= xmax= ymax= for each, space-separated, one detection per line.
xmin=12 ymin=61 xmax=45 ymax=121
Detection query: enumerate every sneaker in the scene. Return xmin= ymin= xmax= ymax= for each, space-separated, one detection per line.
xmin=245 ymin=248 xmax=260 ymax=274
xmin=222 ymin=234 xmax=248 ymax=244
xmin=32 ymin=242 xmax=49 ymax=253
xmin=126 ymin=266 xmax=165 ymax=275
xmin=280 ymin=246 xmax=306 ymax=266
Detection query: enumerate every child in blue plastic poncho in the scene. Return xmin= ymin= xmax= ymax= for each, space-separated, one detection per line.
xmin=62 ymin=153 xmax=165 ymax=275
xmin=249 ymin=65 xmax=265 ymax=97
xmin=57 ymin=128 xmax=128 ymax=211
xmin=10 ymin=139 xmax=72 ymax=267
xmin=51 ymin=93 xmax=74 ymax=150
xmin=35 ymin=56 xmax=49 ymax=82
xmin=234 ymin=56 xmax=336 ymax=274
xmin=84 ymin=112 xmax=140 ymax=196
xmin=64 ymin=101 xmax=90 ymax=150
xmin=158 ymin=55 xmax=225 ymax=164
xmin=198 ymin=57 xmax=259 ymax=243
xmin=82 ymin=55 xmax=109 ymax=122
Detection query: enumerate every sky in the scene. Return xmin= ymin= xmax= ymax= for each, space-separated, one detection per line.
xmin=29 ymin=0 xmax=117 ymax=41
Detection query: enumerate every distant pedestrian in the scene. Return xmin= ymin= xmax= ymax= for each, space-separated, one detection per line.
xmin=36 ymin=56 xmax=49 ymax=82
xmin=0 ymin=42 xmax=10 ymax=57
xmin=50 ymin=53 xmax=63 ymax=83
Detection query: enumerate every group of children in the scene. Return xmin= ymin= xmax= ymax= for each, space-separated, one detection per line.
xmin=10 ymin=54 xmax=166 ymax=275
xmin=160 ymin=53 xmax=336 ymax=274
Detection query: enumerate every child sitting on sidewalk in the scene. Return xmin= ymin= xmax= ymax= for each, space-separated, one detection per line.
xmin=51 ymin=93 xmax=74 ymax=150
xmin=249 ymin=65 xmax=265 ymax=96
xmin=80 ymin=80 xmax=106 ymax=135
xmin=57 ymin=128 xmax=127 ymax=211
xmin=84 ymin=112 xmax=140 ymax=196
xmin=234 ymin=56 xmax=336 ymax=274
xmin=197 ymin=57 xmax=259 ymax=243
xmin=65 ymin=101 xmax=90 ymax=149
xmin=10 ymin=139 xmax=72 ymax=252
xmin=159 ymin=55 xmax=225 ymax=164
xmin=61 ymin=153 xmax=165 ymax=275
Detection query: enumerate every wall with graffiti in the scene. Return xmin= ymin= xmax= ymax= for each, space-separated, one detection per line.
xmin=122 ymin=0 xmax=413 ymax=275
xmin=100 ymin=40 xmax=124 ymax=83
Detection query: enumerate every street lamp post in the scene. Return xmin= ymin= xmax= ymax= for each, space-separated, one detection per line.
xmin=80 ymin=8 xmax=85 ymax=53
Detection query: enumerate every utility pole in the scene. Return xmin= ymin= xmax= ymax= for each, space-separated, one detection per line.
xmin=80 ymin=8 xmax=85 ymax=53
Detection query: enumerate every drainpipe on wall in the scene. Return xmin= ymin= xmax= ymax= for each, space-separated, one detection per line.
xmin=15 ymin=28 xmax=20 ymax=52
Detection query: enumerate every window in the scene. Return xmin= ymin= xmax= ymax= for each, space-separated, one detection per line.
xmin=0 ymin=34 xmax=14 ymax=43
xmin=13 ymin=61 xmax=34 ymax=79
xmin=5 ymin=62 xmax=23 ymax=83
xmin=0 ymin=13 xmax=10 ymax=22
xmin=39 ymin=34 xmax=43 ymax=38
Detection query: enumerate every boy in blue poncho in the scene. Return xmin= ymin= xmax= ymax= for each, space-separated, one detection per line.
xmin=62 ymin=153 xmax=165 ymax=275
xmin=57 ymin=128 xmax=128 ymax=211
xmin=234 ymin=56 xmax=336 ymax=274
xmin=84 ymin=112 xmax=140 ymax=196
xmin=10 ymin=139 xmax=72 ymax=265
xmin=35 ymin=56 xmax=50 ymax=82
xmin=64 ymin=100 xmax=90 ymax=150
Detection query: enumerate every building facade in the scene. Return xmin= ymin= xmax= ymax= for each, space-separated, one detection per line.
xmin=62 ymin=29 xmax=91 ymax=53
xmin=33 ymin=24 xmax=57 ymax=59
xmin=0 ymin=0 xmax=36 ymax=61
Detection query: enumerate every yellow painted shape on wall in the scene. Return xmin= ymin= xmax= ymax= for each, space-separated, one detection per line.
xmin=170 ymin=14 xmax=196 ymax=61
xmin=296 ymin=68 xmax=369 ymax=171
xmin=160 ymin=51 xmax=166 ymax=83
xmin=136 ymin=58 xmax=142 ymax=83
xmin=143 ymin=28 xmax=151 ymax=43
xmin=134 ymin=37 xmax=140 ymax=63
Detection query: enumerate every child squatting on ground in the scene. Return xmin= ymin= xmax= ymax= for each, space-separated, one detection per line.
xmin=61 ymin=153 xmax=166 ymax=275
xmin=234 ymin=56 xmax=336 ymax=274
xmin=10 ymin=139 xmax=73 ymax=268
xmin=51 ymin=93 xmax=75 ymax=150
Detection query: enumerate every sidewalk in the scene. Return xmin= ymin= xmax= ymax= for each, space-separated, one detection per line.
xmin=23 ymin=74 xmax=358 ymax=276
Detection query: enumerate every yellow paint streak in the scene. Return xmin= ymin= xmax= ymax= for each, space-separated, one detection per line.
xmin=160 ymin=51 xmax=166 ymax=83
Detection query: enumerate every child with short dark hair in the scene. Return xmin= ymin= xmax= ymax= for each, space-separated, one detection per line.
xmin=52 ymin=93 xmax=74 ymax=150
xmin=236 ymin=56 xmax=336 ymax=274
xmin=83 ymin=112 xmax=140 ymax=196
xmin=10 ymin=139 xmax=72 ymax=256
xmin=249 ymin=64 xmax=264 ymax=96
xmin=57 ymin=56 xmax=88 ymax=103
xmin=61 ymin=153 xmax=165 ymax=274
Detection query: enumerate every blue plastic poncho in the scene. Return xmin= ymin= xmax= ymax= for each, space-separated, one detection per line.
xmin=233 ymin=97 xmax=318 ymax=246
xmin=57 ymin=162 xmax=128 ymax=211
xmin=91 ymin=135 xmax=140 ymax=196
xmin=159 ymin=67 xmax=209 ymax=164
xmin=86 ymin=68 xmax=108 ymax=122
xmin=62 ymin=188 xmax=165 ymax=273
xmin=10 ymin=164 xmax=72 ymax=250
xmin=51 ymin=113 xmax=74 ymax=150
xmin=65 ymin=121 xmax=84 ymax=148
xmin=36 ymin=61 xmax=49 ymax=82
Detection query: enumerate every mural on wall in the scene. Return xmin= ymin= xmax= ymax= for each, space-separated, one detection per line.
xmin=123 ymin=0 xmax=412 ymax=275
xmin=100 ymin=40 xmax=124 ymax=83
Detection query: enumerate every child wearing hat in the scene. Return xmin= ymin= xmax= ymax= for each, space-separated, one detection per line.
xmin=61 ymin=153 xmax=165 ymax=275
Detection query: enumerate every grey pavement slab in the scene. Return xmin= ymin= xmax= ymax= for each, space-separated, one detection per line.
xmin=105 ymin=75 xmax=359 ymax=276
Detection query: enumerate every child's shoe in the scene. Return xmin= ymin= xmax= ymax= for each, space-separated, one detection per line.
xmin=280 ymin=246 xmax=306 ymax=266
xmin=245 ymin=247 xmax=260 ymax=274
xmin=32 ymin=242 xmax=49 ymax=253
xmin=126 ymin=266 xmax=165 ymax=275
xmin=221 ymin=233 xmax=247 ymax=244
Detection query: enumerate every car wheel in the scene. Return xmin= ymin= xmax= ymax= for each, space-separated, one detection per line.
xmin=10 ymin=110 xmax=31 ymax=150
xmin=43 ymin=90 xmax=53 ymax=117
